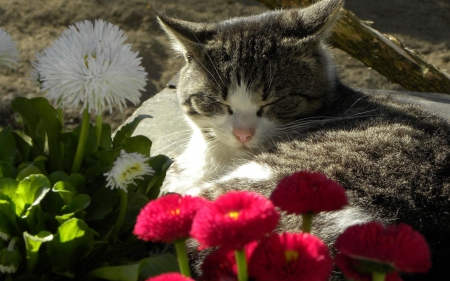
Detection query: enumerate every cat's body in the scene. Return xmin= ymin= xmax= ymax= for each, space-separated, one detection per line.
xmin=158 ymin=0 xmax=450 ymax=280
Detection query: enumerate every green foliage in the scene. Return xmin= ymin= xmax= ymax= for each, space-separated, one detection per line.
xmin=0 ymin=97 xmax=174 ymax=280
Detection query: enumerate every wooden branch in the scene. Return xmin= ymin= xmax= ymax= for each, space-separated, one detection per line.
xmin=255 ymin=0 xmax=450 ymax=94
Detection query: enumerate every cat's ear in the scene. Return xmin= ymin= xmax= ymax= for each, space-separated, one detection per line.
xmin=280 ymin=0 xmax=343 ymax=41
xmin=157 ymin=15 xmax=216 ymax=58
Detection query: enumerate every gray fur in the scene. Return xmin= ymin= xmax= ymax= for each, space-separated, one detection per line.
xmin=158 ymin=0 xmax=450 ymax=280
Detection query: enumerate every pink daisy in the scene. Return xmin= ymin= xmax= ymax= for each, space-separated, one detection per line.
xmin=190 ymin=191 xmax=280 ymax=250
xmin=200 ymin=242 xmax=258 ymax=281
xmin=145 ymin=273 xmax=194 ymax=281
xmin=334 ymin=222 xmax=431 ymax=279
xmin=270 ymin=171 xmax=348 ymax=214
xmin=134 ymin=194 xmax=208 ymax=243
xmin=248 ymin=232 xmax=333 ymax=281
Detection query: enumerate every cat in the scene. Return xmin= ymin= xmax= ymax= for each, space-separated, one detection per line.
xmin=157 ymin=0 xmax=450 ymax=280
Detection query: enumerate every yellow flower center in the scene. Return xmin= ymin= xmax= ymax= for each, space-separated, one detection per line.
xmin=170 ymin=209 xmax=180 ymax=216
xmin=119 ymin=164 xmax=143 ymax=181
xmin=228 ymin=211 xmax=240 ymax=220
xmin=285 ymin=250 xmax=299 ymax=263
xmin=84 ymin=54 xmax=96 ymax=68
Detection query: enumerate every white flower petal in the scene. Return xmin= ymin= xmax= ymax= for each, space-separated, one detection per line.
xmin=0 ymin=28 xmax=19 ymax=69
xmin=104 ymin=150 xmax=154 ymax=191
xmin=32 ymin=20 xmax=147 ymax=114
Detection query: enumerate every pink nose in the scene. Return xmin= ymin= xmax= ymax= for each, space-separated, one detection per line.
xmin=233 ymin=128 xmax=254 ymax=143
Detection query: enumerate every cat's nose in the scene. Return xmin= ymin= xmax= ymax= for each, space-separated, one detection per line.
xmin=233 ymin=128 xmax=254 ymax=143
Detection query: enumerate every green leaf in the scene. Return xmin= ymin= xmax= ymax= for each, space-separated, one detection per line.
xmin=59 ymin=131 xmax=78 ymax=172
xmin=98 ymin=123 xmax=112 ymax=150
xmin=87 ymin=253 xmax=179 ymax=281
xmin=0 ymin=126 xmax=19 ymax=165
xmin=9 ymin=274 xmax=41 ymax=281
xmin=55 ymin=213 xmax=75 ymax=225
xmin=14 ymin=174 xmax=51 ymax=217
xmin=113 ymin=115 xmax=152 ymax=149
xmin=62 ymin=194 xmax=90 ymax=214
xmin=48 ymin=171 xmax=69 ymax=186
xmin=0 ymin=198 xmax=21 ymax=239
xmin=67 ymin=173 xmax=85 ymax=191
xmin=53 ymin=181 xmax=78 ymax=205
xmin=16 ymin=156 xmax=49 ymax=181
xmin=84 ymin=187 xmax=116 ymax=222
xmin=146 ymin=155 xmax=173 ymax=199
xmin=139 ymin=253 xmax=180 ymax=279
xmin=87 ymin=263 xmax=141 ymax=281
xmin=0 ymin=178 xmax=18 ymax=199
xmin=23 ymin=230 xmax=54 ymax=273
xmin=23 ymin=204 xmax=46 ymax=233
xmin=123 ymin=135 xmax=152 ymax=157
xmin=47 ymin=218 xmax=95 ymax=271
xmin=12 ymin=131 xmax=31 ymax=162
xmin=83 ymin=148 xmax=121 ymax=181
xmin=16 ymin=164 xmax=44 ymax=181
xmin=121 ymin=192 xmax=148 ymax=233
xmin=0 ymin=161 xmax=17 ymax=179
xmin=11 ymin=97 xmax=63 ymax=171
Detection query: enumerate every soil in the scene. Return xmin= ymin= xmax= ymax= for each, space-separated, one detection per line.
xmin=1 ymin=0 xmax=449 ymax=131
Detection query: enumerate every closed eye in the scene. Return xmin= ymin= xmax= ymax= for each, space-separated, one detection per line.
xmin=227 ymin=105 xmax=233 ymax=115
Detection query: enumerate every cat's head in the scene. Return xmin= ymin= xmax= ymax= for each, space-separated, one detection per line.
xmin=158 ymin=0 xmax=342 ymax=149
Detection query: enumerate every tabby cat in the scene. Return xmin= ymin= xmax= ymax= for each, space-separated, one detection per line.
xmin=158 ymin=0 xmax=450 ymax=279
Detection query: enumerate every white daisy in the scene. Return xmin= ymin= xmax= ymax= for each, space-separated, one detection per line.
xmin=104 ymin=150 xmax=154 ymax=191
xmin=32 ymin=20 xmax=147 ymax=114
xmin=0 ymin=28 xmax=19 ymax=69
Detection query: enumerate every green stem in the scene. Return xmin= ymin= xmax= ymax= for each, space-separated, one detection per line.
xmin=372 ymin=271 xmax=386 ymax=281
xmin=235 ymin=249 xmax=248 ymax=281
xmin=95 ymin=114 xmax=102 ymax=151
xmin=174 ymin=238 xmax=191 ymax=277
xmin=112 ymin=189 xmax=128 ymax=238
xmin=302 ymin=213 xmax=313 ymax=233
xmin=71 ymin=108 xmax=90 ymax=174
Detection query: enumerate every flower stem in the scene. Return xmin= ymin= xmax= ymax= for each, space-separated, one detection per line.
xmin=112 ymin=189 xmax=128 ymax=238
xmin=95 ymin=114 xmax=102 ymax=151
xmin=372 ymin=271 xmax=386 ymax=281
xmin=235 ymin=249 xmax=248 ymax=281
xmin=174 ymin=238 xmax=191 ymax=277
xmin=71 ymin=108 xmax=90 ymax=174
xmin=302 ymin=213 xmax=313 ymax=233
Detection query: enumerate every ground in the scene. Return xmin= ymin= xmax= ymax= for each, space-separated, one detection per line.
xmin=0 ymin=0 xmax=449 ymax=131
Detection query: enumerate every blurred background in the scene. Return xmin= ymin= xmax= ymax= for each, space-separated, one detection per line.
xmin=1 ymin=0 xmax=449 ymax=130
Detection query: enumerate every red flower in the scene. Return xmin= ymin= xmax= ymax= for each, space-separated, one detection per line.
xmin=270 ymin=171 xmax=348 ymax=214
xmin=134 ymin=194 xmax=208 ymax=243
xmin=334 ymin=222 xmax=431 ymax=279
xmin=145 ymin=273 xmax=194 ymax=281
xmin=190 ymin=191 xmax=280 ymax=250
xmin=248 ymin=232 xmax=333 ymax=281
xmin=200 ymin=242 xmax=257 ymax=281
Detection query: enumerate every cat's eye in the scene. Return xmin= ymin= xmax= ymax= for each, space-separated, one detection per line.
xmin=185 ymin=54 xmax=193 ymax=62
xmin=227 ymin=106 xmax=234 ymax=115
